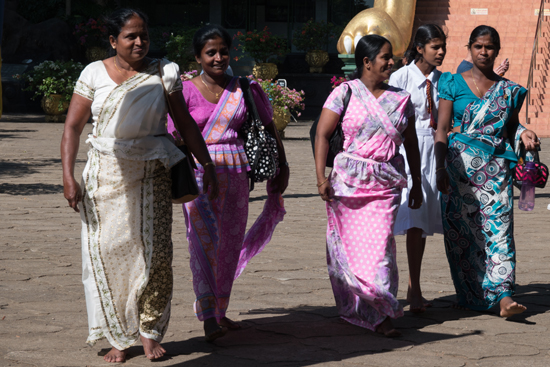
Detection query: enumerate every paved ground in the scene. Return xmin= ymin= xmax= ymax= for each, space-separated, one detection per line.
xmin=1 ymin=115 xmax=550 ymax=367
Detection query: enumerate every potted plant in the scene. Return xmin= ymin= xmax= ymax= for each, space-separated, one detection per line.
xmin=249 ymin=76 xmax=305 ymax=137
xmin=73 ymin=18 xmax=109 ymax=62
xmin=165 ymin=27 xmax=200 ymax=73
xmin=293 ymin=19 xmax=337 ymax=73
xmin=14 ymin=60 xmax=85 ymax=122
xmin=234 ymin=27 xmax=288 ymax=80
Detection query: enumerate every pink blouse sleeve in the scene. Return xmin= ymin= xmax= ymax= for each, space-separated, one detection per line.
xmin=323 ymin=83 xmax=347 ymax=115
xmin=250 ymin=80 xmax=273 ymax=126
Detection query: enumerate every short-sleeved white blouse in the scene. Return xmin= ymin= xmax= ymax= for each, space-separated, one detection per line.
xmin=74 ymin=58 xmax=184 ymax=168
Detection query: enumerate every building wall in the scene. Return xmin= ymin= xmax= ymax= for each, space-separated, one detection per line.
xmin=414 ymin=0 xmax=540 ymax=84
xmin=413 ymin=0 xmax=545 ymax=128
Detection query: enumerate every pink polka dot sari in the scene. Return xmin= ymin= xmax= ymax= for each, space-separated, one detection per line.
xmin=323 ymin=79 xmax=414 ymax=331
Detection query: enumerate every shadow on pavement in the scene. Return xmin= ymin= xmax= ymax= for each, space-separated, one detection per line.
xmin=0 ymin=183 xmax=64 ymax=195
xmin=250 ymin=193 xmax=319 ymax=202
xmin=108 ymin=305 xmax=479 ymax=366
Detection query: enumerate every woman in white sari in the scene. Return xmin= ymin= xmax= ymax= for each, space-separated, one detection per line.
xmin=61 ymin=9 xmax=218 ymax=363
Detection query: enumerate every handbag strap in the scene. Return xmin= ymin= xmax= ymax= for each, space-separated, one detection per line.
xmin=240 ymin=77 xmax=263 ymax=128
xmin=339 ymin=85 xmax=352 ymax=126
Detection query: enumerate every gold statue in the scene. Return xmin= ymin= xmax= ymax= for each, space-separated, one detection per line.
xmin=337 ymin=0 xmax=417 ymax=57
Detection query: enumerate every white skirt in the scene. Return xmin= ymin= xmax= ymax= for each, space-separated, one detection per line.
xmin=394 ymin=128 xmax=443 ymax=237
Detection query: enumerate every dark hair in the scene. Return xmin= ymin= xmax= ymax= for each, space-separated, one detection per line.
xmin=408 ymin=24 xmax=446 ymax=62
xmin=350 ymin=34 xmax=391 ymax=80
xmin=468 ymin=25 xmax=500 ymax=51
xmin=193 ymin=24 xmax=232 ymax=56
xmin=403 ymin=49 xmax=415 ymax=65
xmin=104 ymin=8 xmax=149 ymax=56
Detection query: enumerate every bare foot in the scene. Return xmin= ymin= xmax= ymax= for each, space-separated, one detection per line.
xmin=219 ymin=317 xmax=241 ymax=330
xmin=140 ymin=335 xmax=166 ymax=360
xmin=407 ymin=292 xmax=426 ymax=314
xmin=375 ymin=317 xmax=401 ymax=338
xmin=104 ymin=347 xmax=126 ymax=363
xmin=500 ymin=296 xmax=527 ymax=318
xmin=204 ymin=317 xmax=227 ymax=342
xmin=407 ymin=287 xmax=432 ymax=309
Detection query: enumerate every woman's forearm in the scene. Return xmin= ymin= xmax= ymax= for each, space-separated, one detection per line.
xmin=61 ymin=126 xmax=81 ymax=182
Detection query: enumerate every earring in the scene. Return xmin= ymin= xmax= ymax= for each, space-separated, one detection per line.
xmin=112 ymin=46 xmax=116 ymax=49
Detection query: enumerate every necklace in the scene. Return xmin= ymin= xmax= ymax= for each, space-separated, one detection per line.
xmin=114 ymin=56 xmax=123 ymax=75
xmin=201 ymin=74 xmax=227 ymax=99
xmin=470 ymin=69 xmax=483 ymax=97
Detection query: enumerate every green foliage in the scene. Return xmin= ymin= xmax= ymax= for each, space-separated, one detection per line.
xmin=233 ymin=27 xmax=289 ymax=63
xmin=14 ymin=60 xmax=85 ymax=111
xmin=292 ymin=19 xmax=337 ymax=52
xmin=17 ymin=0 xmax=64 ymax=23
xmin=164 ymin=27 xmax=200 ymax=67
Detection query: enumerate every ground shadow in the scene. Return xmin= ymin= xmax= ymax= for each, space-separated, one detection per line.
xmin=250 ymin=193 xmax=318 ymax=202
xmin=0 ymin=183 xmax=64 ymax=195
xmin=105 ymin=305 xmax=478 ymax=366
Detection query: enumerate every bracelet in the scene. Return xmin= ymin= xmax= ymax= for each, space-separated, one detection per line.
xmin=203 ymin=162 xmax=215 ymax=168
xmin=317 ymin=178 xmax=329 ymax=187
xmin=436 ymin=167 xmax=446 ymax=173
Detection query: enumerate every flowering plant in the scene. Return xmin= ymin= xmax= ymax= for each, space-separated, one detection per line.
xmin=293 ymin=19 xmax=337 ymax=52
xmin=234 ymin=27 xmax=288 ymax=63
xmin=330 ymin=75 xmax=348 ymax=89
xmin=73 ymin=18 xmax=108 ymax=46
xmin=13 ymin=60 xmax=84 ymax=111
xmin=248 ymin=76 xmax=305 ymax=116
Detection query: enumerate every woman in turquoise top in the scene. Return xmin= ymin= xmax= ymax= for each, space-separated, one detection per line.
xmin=434 ymin=26 xmax=539 ymax=317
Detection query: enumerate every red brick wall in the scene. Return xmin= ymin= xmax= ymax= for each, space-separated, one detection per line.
xmin=413 ymin=0 xmax=548 ymax=133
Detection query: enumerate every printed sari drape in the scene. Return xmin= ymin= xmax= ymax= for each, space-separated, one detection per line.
xmin=324 ymin=80 xmax=413 ymax=331
xmin=441 ymin=78 xmax=527 ymax=310
xmin=77 ymin=59 xmax=181 ymax=349
xmin=169 ymin=77 xmax=285 ymax=322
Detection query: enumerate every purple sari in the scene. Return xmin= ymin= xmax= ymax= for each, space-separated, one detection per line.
xmin=167 ymin=77 xmax=285 ymax=322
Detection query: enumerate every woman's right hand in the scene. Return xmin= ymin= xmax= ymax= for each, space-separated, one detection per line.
xmin=436 ymin=168 xmax=450 ymax=195
xmin=202 ymin=165 xmax=219 ymax=201
xmin=64 ymin=176 xmax=82 ymax=213
xmin=318 ymin=179 xmax=333 ymax=202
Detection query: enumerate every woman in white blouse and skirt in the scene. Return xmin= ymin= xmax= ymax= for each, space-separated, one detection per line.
xmin=61 ymin=9 xmax=217 ymax=363
xmin=389 ymin=24 xmax=447 ymax=313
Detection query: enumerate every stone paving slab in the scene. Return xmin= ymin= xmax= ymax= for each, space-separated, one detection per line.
xmin=1 ymin=118 xmax=550 ymax=366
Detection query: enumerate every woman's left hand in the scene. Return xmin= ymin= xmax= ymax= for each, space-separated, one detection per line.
xmin=521 ymin=130 xmax=540 ymax=151
xmin=270 ymin=165 xmax=289 ymax=194
xmin=408 ymin=183 xmax=423 ymax=209
xmin=203 ymin=166 xmax=220 ymax=200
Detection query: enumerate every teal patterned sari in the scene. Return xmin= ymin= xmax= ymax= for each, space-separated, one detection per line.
xmin=440 ymin=75 xmax=527 ymax=310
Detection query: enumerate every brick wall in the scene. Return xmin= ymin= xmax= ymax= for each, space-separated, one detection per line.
xmin=413 ymin=0 xmax=548 ymax=134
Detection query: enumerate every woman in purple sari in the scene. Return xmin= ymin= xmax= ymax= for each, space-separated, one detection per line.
xmin=167 ymin=25 xmax=289 ymax=342
xmin=315 ymin=35 xmax=423 ymax=337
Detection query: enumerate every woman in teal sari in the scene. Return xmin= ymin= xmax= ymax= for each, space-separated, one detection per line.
xmin=435 ymin=26 xmax=539 ymax=317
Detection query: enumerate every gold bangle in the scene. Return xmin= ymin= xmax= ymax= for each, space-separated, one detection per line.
xmin=317 ymin=178 xmax=329 ymax=187
xmin=203 ymin=162 xmax=215 ymax=168
xmin=436 ymin=167 xmax=446 ymax=173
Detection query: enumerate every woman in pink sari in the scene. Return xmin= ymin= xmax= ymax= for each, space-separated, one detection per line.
xmin=167 ymin=25 xmax=289 ymax=342
xmin=315 ymin=35 xmax=423 ymax=337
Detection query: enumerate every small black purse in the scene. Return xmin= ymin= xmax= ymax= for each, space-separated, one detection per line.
xmin=309 ymin=85 xmax=352 ymax=167
xmin=159 ymin=62 xmax=200 ymax=204
xmin=239 ymin=77 xmax=279 ymax=191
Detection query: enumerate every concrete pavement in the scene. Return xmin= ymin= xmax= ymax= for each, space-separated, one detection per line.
xmin=1 ymin=115 xmax=550 ymax=366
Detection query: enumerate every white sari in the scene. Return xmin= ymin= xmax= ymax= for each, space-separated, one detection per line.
xmin=74 ymin=59 xmax=182 ymax=349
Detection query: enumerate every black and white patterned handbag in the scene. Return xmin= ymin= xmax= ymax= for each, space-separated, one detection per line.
xmin=240 ymin=77 xmax=279 ymax=191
